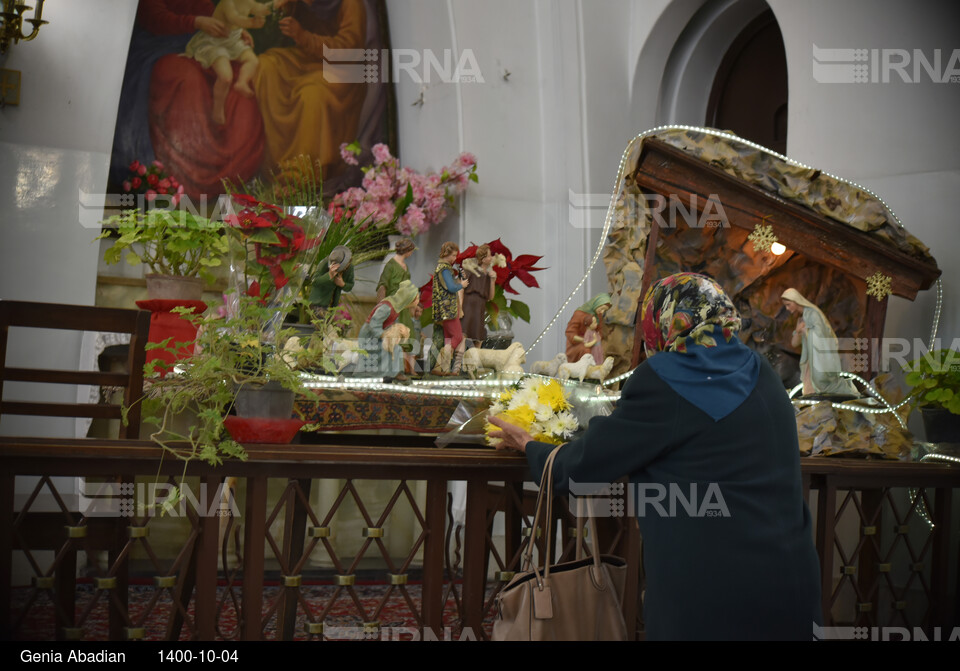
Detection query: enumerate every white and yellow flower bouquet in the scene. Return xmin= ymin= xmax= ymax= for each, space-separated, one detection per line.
xmin=484 ymin=377 xmax=580 ymax=446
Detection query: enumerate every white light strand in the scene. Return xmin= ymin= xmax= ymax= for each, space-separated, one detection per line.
xmin=529 ymin=124 xmax=913 ymax=354
xmin=929 ymin=278 xmax=943 ymax=350
xmin=602 ymin=369 xmax=636 ymax=387
xmin=920 ymin=452 xmax=960 ymax=466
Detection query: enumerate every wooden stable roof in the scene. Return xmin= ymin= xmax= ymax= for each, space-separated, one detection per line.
xmin=624 ymin=136 xmax=941 ymax=373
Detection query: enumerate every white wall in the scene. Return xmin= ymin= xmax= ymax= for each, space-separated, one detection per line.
xmin=0 ymin=0 xmax=956 ymax=375
xmin=769 ymin=0 xmax=960 ymax=378
xmin=0 ymin=0 xmax=136 ymax=437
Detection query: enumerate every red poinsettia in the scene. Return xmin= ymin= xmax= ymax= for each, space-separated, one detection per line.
xmin=224 ymin=195 xmax=323 ymax=303
xmin=457 ymin=238 xmax=545 ymax=295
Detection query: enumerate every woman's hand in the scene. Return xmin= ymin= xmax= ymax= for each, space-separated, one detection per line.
xmin=487 ymin=416 xmax=534 ymax=453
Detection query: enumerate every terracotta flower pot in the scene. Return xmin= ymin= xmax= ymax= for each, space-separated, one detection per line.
xmin=145 ymin=274 xmax=204 ymax=301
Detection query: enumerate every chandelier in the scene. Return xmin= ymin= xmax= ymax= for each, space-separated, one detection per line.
xmin=1 ymin=0 xmax=47 ymax=54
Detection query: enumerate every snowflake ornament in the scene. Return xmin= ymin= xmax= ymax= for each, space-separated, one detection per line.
xmin=865 ymin=271 xmax=892 ymax=301
xmin=747 ymin=222 xmax=778 ymax=253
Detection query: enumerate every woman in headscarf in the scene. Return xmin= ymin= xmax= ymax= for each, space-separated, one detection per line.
xmin=565 ymin=293 xmax=611 ymax=363
xmin=489 ymin=272 xmax=822 ymax=641
xmin=356 ymin=280 xmax=420 ymax=381
xmin=781 ymin=288 xmax=859 ymax=397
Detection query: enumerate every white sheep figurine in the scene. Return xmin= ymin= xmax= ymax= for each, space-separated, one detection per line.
xmin=462 ymin=341 xmax=526 ymax=377
xmin=557 ymin=353 xmax=595 ymax=382
xmin=327 ymin=337 xmax=361 ymax=372
xmin=585 ymin=356 xmax=615 ymax=383
xmin=530 ymin=352 xmax=567 ymax=377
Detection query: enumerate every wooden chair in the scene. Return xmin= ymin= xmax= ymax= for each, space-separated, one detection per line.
xmin=0 ymin=299 xmax=149 ymax=640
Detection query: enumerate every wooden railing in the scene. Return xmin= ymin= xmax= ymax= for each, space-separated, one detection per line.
xmin=2 ymin=435 xmax=958 ymax=641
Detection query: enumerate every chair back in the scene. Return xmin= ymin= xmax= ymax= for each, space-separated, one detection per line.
xmin=0 ymin=300 xmax=150 ymax=439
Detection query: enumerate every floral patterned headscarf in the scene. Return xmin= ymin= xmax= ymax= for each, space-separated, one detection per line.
xmin=640 ymin=273 xmax=741 ymax=354
xmin=639 ymin=273 xmax=759 ymax=421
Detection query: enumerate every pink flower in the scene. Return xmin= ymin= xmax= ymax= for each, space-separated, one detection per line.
xmin=372 ymin=143 xmax=393 ymax=166
xmin=122 ymin=180 xmax=132 ymax=192
xmin=128 ymin=160 xmax=141 ymax=172
xmin=145 ymin=189 xmax=157 ymax=201
xmin=339 ymin=143 xmax=360 ymax=166
xmin=401 ymin=204 xmax=426 ymax=233
xmin=152 ymin=160 xmax=164 ymax=170
xmin=158 ymin=178 xmax=171 ymax=190
xmin=137 ymin=164 xmax=147 ymax=176
xmin=455 ymin=152 xmax=477 ymax=169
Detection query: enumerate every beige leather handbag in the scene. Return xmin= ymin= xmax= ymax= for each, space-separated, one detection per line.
xmin=493 ymin=445 xmax=629 ymax=641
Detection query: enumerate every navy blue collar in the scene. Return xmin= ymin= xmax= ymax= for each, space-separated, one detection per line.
xmin=646 ymin=336 xmax=760 ymax=421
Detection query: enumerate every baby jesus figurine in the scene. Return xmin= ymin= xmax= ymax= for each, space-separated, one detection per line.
xmin=183 ymin=0 xmax=273 ymax=125
xmin=583 ymin=314 xmax=604 ymax=363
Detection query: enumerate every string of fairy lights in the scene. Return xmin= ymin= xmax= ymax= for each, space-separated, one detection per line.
xmin=300 ymin=372 xmax=621 ymax=404
xmin=527 ymin=123 xmax=920 ymax=354
xmin=297 ymin=125 xmax=950 ymax=529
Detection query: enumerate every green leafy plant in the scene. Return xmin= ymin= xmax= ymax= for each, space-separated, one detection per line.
xmin=136 ymin=294 xmax=340 ymax=466
xmin=95 ymin=209 xmax=228 ymax=285
xmin=903 ymin=348 xmax=960 ymax=415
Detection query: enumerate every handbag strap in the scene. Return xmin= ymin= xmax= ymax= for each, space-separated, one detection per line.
xmin=521 ymin=445 xmax=609 ymax=591
xmin=521 ymin=445 xmax=563 ymax=583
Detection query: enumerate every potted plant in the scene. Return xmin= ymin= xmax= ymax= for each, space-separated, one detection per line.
xmin=96 ymin=208 xmax=229 ymax=300
xmin=139 ymin=293 xmax=339 ymax=462
xmin=904 ymin=348 xmax=960 ymax=444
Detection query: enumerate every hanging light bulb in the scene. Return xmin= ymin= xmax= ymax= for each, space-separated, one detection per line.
xmin=771 ymin=242 xmax=786 ymax=255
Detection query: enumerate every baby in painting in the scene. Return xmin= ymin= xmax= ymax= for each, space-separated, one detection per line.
xmin=183 ymin=0 xmax=274 ymax=125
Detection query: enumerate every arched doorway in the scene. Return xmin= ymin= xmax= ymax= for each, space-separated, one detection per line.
xmin=706 ymin=9 xmax=788 ymax=154
xmin=655 ymin=0 xmax=788 ymax=154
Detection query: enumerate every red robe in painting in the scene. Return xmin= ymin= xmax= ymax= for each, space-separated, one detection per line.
xmin=142 ymin=0 xmax=264 ymax=201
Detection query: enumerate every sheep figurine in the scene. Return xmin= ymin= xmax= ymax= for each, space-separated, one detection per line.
xmin=557 ymin=353 xmax=596 ymax=382
xmin=381 ymin=323 xmax=410 ymax=354
xmin=327 ymin=337 xmax=361 ymax=373
xmin=462 ymin=341 xmax=526 ymax=377
xmin=585 ymin=356 xmax=615 ymax=383
xmin=530 ymin=352 xmax=567 ymax=377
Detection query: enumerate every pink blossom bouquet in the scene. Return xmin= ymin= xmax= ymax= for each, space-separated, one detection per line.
xmin=329 ymin=142 xmax=478 ymax=236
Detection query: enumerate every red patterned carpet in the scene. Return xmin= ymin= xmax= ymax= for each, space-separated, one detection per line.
xmin=12 ymin=581 xmax=496 ymax=641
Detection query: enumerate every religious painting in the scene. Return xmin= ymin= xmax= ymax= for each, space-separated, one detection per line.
xmin=107 ymin=0 xmax=395 ymax=207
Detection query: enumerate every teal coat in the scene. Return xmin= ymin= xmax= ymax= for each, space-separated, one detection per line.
xmin=526 ymin=354 xmax=821 ymax=641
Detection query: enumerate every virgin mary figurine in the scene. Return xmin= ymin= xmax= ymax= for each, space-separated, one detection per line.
xmin=781 ymin=288 xmax=859 ymax=397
